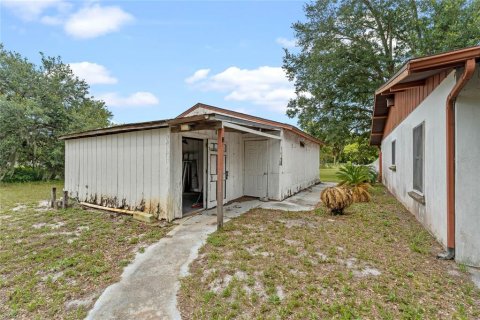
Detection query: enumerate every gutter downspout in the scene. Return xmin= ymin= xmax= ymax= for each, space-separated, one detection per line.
xmin=439 ymin=59 xmax=476 ymax=260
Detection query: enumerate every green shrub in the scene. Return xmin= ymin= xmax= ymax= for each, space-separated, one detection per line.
xmin=336 ymin=163 xmax=370 ymax=186
xmin=2 ymin=167 xmax=46 ymax=182
xmin=366 ymin=166 xmax=378 ymax=184
xmin=336 ymin=163 xmax=373 ymax=203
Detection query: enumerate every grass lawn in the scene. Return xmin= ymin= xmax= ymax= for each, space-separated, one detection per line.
xmin=0 ymin=181 xmax=172 ymax=319
xmin=179 ymin=185 xmax=480 ymax=319
xmin=320 ymin=167 xmax=340 ymax=183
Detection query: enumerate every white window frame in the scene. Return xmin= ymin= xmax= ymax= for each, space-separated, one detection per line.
xmin=412 ymin=122 xmax=425 ymax=194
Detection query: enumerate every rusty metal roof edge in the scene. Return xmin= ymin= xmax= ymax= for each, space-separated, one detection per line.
xmin=59 ymin=120 xmax=170 ymax=140
xmin=375 ymin=45 xmax=480 ymax=95
xmin=178 ymin=103 xmax=323 ymax=145
xmin=60 ymin=106 xmax=323 ymax=145
xmin=59 ymin=113 xmax=280 ymax=141
xmin=370 ymin=46 xmax=480 ymax=146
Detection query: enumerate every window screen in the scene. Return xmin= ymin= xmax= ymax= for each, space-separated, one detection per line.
xmin=413 ymin=123 xmax=424 ymax=193
xmin=392 ymin=140 xmax=396 ymax=165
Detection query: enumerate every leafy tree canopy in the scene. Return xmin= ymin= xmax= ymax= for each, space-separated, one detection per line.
xmin=343 ymin=138 xmax=378 ymax=164
xmin=0 ymin=44 xmax=112 ymax=180
xmin=284 ymin=0 xmax=480 ymax=162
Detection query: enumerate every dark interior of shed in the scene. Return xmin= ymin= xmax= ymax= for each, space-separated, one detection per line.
xmin=182 ymin=138 xmax=204 ymax=215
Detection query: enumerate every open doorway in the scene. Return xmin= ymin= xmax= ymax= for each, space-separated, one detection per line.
xmin=182 ymin=137 xmax=204 ymax=215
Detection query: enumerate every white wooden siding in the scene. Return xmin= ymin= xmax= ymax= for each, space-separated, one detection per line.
xmin=169 ymin=130 xmax=245 ymax=218
xmin=225 ymin=131 xmax=244 ymax=200
xmin=169 ymin=132 xmax=182 ymax=219
xmin=65 ymin=116 xmax=321 ymax=220
xmin=242 ymin=135 xmax=281 ymax=200
xmin=244 ymin=140 xmax=268 ymax=197
xmin=64 ymin=128 xmax=172 ymax=220
xmin=267 ymin=139 xmax=281 ymax=200
xmin=279 ymin=130 xmax=320 ymax=199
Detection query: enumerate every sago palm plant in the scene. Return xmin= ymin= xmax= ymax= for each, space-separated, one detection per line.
xmin=320 ymin=186 xmax=353 ymax=215
xmin=336 ymin=163 xmax=372 ymax=202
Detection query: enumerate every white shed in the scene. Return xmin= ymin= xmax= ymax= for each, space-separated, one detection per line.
xmin=61 ymin=103 xmax=321 ymax=221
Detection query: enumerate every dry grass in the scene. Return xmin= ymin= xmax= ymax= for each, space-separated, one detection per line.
xmin=179 ymin=185 xmax=480 ymax=319
xmin=0 ymin=181 xmax=172 ymax=319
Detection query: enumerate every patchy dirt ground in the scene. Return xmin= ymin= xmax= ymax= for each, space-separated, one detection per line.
xmin=0 ymin=182 xmax=172 ymax=319
xmin=179 ymin=186 xmax=480 ymax=319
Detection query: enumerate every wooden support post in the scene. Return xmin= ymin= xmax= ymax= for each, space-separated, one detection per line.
xmin=62 ymin=190 xmax=68 ymax=209
xmin=217 ymin=126 xmax=225 ymax=229
xmin=51 ymin=187 xmax=57 ymax=208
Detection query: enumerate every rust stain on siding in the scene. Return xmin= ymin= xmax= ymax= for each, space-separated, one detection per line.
xmin=76 ymin=192 xmax=166 ymax=220
xmin=144 ymin=199 xmax=162 ymax=219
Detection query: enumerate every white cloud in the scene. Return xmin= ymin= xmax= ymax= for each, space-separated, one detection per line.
xmin=186 ymin=66 xmax=296 ymax=112
xmin=3 ymin=1 xmax=132 ymax=39
xmin=276 ymin=37 xmax=297 ymax=48
xmin=2 ymin=0 xmax=66 ymax=21
xmin=69 ymin=62 xmax=118 ymax=85
xmin=98 ymin=92 xmax=159 ymax=108
xmin=64 ymin=4 xmax=133 ymax=39
xmin=185 ymin=69 xmax=210 ymax=84
xmin=40 ymin=15 xmax=63 ymax=26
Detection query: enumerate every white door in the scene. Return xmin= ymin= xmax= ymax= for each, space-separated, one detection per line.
xmin=207 ymin=139 xmax=227 ymax=208
xmin=244 ymin=140 xmax=268 ymax=198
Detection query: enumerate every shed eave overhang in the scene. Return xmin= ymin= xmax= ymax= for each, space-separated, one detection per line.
xmin=59 ymin=113 xmax=284 ymax=141
xmin=370 ymin=45 xmax=480 ymax=145
xmin=60 ymin=104 xmax=323 ymax=145
xmin=178 ymin=103 xmax=323 ymax=145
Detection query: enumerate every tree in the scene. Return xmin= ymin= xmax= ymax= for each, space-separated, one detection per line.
xmin=0 ymin=45 xmax=112 ymax=180
xmin=284 ymin=0 xmax=480 ymax=156
xmin=342 ymin=138 xmax=378 ymax=164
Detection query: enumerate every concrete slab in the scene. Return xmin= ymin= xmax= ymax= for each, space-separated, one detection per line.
xmin=87 ymin=183 xmax=331 ymax=320
xmin=260 ymin=183 xmax=335 ymax=211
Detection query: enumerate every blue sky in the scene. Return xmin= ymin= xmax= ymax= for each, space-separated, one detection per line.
xmin=1 ymin=0 xmax=307 ymax=125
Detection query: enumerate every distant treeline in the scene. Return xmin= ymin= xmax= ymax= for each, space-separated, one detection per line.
xmin=0 ymin=45 xmax=112 ymax=182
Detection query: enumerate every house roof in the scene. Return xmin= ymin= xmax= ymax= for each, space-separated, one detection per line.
xmin=370 ymin=45 xmax=480 ymax=145
xmin=60 ymin=103 xmax=322 ymax=145
xmin=178 ymin=103 xmax=322 ymax=144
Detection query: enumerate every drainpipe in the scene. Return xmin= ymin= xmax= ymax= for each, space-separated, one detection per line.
xmin=439 ymin=59 xmax=476 ymax=260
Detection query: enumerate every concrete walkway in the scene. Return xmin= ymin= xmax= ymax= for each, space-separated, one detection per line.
xmin=87 ymin=183 xmax=331 ymax=320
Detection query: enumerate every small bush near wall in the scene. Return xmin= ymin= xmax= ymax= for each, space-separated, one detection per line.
xmin=2 ymin=167 xmax=47 ymax=183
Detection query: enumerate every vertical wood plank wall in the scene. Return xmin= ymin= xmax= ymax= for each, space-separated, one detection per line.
xmin=279 ymin=130 xmax=320 ymax=199
xmin=383 ymin=70 xmax=450 ymax=138
xmin=225 ymin=132 xmax=245 ymax=201
xmin=267 ymin=139 xmax=281 ymax=200
xmin=241 ymin=134 xmax=281 ymax=200
xmin=169 ymin=130 xmax=246 ymax=219
xmin=64 ymin=128 xmax=171 ymax=220
xmin=65 ymin=121 xmax=321 ymax=220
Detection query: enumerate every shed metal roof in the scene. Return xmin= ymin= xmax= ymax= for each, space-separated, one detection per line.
xmin=179 ymin=103 xmax=322 ymax=144
xmin=60 ymin=103 xmax=323 ymax=145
